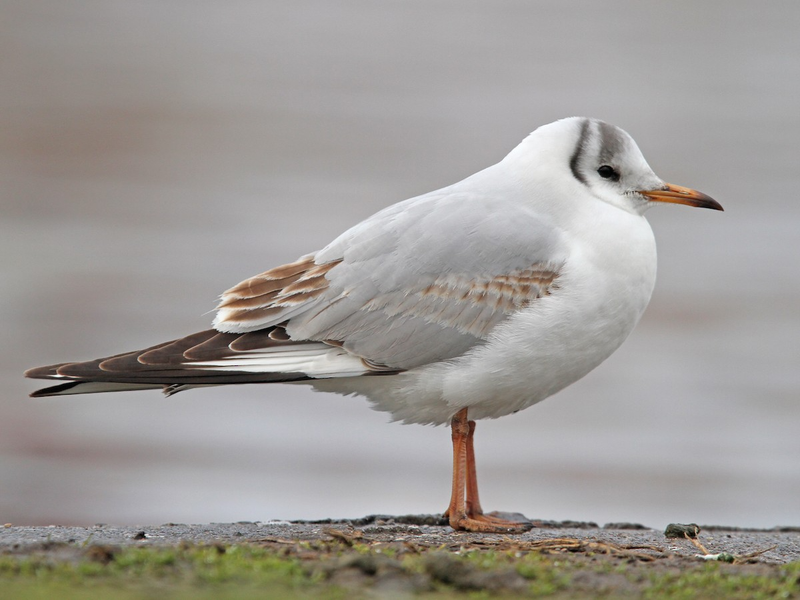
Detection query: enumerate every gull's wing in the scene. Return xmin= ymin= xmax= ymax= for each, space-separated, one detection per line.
xmin=215 ymin=189 xmax=567 ymax=370
xmin=26 ymin=186 xmax=568 ymax=398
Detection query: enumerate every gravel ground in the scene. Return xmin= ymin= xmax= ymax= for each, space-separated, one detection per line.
xmin=3 ymin=515 xmax=799 ymax=564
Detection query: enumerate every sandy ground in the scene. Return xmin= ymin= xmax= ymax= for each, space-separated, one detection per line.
xmin=3 ymin=516 xmax=799 ymax=564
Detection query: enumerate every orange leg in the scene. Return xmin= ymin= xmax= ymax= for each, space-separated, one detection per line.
xmin=465 ymin=419 xmax=484 ymax=516
xmin=444 ymin=408 xmax=532 ymax=533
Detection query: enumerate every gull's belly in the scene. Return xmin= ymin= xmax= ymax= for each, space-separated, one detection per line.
xmin=445 ymin=280 xmax=651 ymax=419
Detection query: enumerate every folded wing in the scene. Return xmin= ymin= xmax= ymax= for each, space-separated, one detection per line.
xmin=27 ymin=187 xmax=566 ymax=397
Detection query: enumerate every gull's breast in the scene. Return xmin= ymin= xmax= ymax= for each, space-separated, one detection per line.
xmin=440 ymin=210 xmax=658 ymax=420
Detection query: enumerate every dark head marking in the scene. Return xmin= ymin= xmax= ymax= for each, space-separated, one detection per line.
xmin=597 ymin=121 xmax=626 ymax=165
xmin=569 ymin=119 xmax=591 ymax=186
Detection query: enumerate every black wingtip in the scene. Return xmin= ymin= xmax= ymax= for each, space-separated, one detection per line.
xmin=29 ymin=381 xmax=82 ymax=398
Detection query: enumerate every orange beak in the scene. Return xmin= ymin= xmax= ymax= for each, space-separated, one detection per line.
xmin=639 ymin=183 xmax=723 ymax=211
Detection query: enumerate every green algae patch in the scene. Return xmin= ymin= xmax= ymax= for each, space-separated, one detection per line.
xmin=644 ymin=560 xmax=800 ymax=600
xmin=0 ymin=544 xmax=322 ymax=600
xmin=1 ymin=540 xmax=798 ymax=599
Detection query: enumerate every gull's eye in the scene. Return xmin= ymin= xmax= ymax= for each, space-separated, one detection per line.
xmin=597 ymin=165 xmax=620 ymax=182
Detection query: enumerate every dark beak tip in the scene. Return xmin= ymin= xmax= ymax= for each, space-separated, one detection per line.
xmin=703 ymin=197 xmax=724 ymax=212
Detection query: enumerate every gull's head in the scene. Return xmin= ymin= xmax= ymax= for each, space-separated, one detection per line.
xmin=509 ymin=117 xmax=723 ymax=216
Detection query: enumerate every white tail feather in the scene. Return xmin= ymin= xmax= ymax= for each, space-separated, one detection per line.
xmin=190 ymin=345 xmax=368 ymax=378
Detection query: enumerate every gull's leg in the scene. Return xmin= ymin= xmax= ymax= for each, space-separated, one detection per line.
xmin=465 ymin=419 xmax=484 ymax=516
xmin=445 ymin=408 xmax=531 ymax=533
xmin=465 ymin=418 xmax=532 ymax=530
xmin=443 ymin=408 xmax=469 ymax=525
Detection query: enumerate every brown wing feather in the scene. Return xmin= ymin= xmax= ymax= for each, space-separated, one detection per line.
xmin=214 ymin=257 xmax=342 ymax=329
xmin=222 ymin=256 xmax=316 ymax=299
xmin=362 ymin=264 xmax=561 ymax=338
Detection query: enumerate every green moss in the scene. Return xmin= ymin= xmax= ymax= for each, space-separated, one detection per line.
xmin=1 ymin=542 xmax=798 ymax=599
xmin=1 ymin=545 xmax=321 ymax=600
xmin=514 ymin=553 xmax=571 ymax=594
xmin=644 ymin=562 xmax=800 ymax=600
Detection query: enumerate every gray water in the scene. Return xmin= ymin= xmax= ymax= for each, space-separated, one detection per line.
xmin=2 ymin=1 xmax=798 ymax=529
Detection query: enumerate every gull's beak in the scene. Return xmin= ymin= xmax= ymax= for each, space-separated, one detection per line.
xmin=639 ymin=183 xmax=723 ymax=211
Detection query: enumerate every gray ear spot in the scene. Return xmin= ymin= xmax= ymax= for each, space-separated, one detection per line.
xmin=569 ymin=119 xmax=591 ymax=185
xmin=597 ymin=165 xmax=620 ymax=182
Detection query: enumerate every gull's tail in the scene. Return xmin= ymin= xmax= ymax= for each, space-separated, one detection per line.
xmin=25 ymin=327 xmax=391 ymax=398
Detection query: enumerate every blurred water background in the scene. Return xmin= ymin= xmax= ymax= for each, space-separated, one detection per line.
xmin=2 ymin=1 xmax=798 ymax=529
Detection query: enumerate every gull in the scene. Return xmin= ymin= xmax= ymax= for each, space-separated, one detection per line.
xmin=26 ymin=117 xmax=722 ymax=533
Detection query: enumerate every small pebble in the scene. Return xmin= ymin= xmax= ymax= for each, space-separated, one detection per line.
xmin=665 ymin=523 xmax=701 ymax=539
